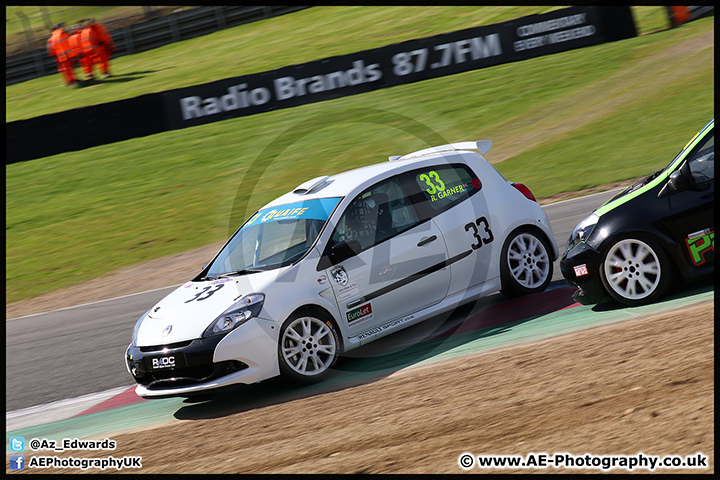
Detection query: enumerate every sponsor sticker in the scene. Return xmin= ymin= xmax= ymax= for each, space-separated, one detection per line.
xmin=244 ymin=198 xmax=341 ymax=227
xmin=146 ymin=353 xmax=186 ymax=370
xmin=151 ymin=356 xmax=175 ymax=369
xmin=337 ymin=281 xmax=360 ymax=301
xmin=347 ymin=303 xmax=373 ymax=326
xmin=356 ymin=314 xmax=415 ymax=340
xmin=331 ymin=266 xmax=349 ymax=286
xmin=574 ymin=264 xmax=589 ymax=277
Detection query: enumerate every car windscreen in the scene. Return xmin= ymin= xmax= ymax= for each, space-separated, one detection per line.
xmin=206 ymin=197 xmax=341 ymax=277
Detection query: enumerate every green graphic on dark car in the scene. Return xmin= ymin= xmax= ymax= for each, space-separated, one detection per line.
xmin=686 ymin=230 xmax=714 ymax=266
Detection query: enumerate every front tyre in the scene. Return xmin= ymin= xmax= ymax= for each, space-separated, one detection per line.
xmin=278 ymin=312 xmax=339 ymax=384
xmin=600 ymin=237 xmax=671 ymax=307
xmin=500 ymin=228 xmax=553 ymax=297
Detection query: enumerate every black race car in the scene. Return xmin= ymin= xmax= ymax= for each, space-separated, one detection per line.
xmin=561 ymin=119 xmax=714 ymax=307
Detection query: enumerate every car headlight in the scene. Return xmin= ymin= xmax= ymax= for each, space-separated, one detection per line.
xmin=566 ymin=214 xmax=599 ymax=252
xmin=202 ymin=293 xmax=265 ymax=338
xmin=131 ymin=309 xmax=151 ymax=346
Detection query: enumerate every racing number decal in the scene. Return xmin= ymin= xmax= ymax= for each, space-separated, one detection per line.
xmin=464 ymin=216 xmax=494 ymax=250
xmin=185 ymin=284 xmax=225 ymax=303
xmin=418 ymin=171 xmax=445 ymax=195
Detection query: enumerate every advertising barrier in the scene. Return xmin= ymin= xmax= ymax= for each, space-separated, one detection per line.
xmin=6 ymin=6 xmax=636 ymax=164
xmin=162 ymin=6 xmax=632 ymax=131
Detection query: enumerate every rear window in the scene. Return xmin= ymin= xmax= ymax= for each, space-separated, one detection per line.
xmin=410 ymin=164 xmax=480 ymax=215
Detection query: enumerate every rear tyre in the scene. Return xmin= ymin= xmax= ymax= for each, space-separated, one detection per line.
xmin=500 ymin=228 xmax=553 ymax=297
xmin=600 ymin=237 xmax=672 ymax=307
xmin=278 ymin=311 xmax=339 ymax=384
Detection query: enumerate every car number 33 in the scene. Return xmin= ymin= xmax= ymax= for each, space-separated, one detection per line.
xmin=125 ymin=139 xmax=558 ymax=398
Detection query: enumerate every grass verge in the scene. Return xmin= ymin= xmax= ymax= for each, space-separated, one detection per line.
xmin=6 ymin=7 xmax=711 ymax=304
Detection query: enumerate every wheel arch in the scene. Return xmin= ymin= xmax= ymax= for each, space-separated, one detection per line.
xmin=597 ymin=229 xmax=678 ymax=273
xmin=593 ymin=201 xmax=678 ymax=268
xmin=499 ymin=223 xmax=555 ymax=297
xmin=285 ymin=303 xmax=345 ymax=353
xmin=505 ymin=223 xmax=558 ymax=262
xmin=597 ymin=231 xmax=677 ymax=306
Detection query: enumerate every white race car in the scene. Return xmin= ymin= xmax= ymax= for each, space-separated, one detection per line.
xmin=126 ymin=140 xmax=558 ymax=397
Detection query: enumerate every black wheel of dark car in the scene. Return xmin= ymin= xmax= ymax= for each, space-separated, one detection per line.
xmin=500 ymin=228 xmax=553 ymax=297
xmin=599 ymin=236 xmax=672 ymax=307
xmin=278 ymin=311 xmax=340 ymax=384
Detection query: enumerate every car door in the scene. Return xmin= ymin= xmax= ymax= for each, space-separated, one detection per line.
xmin=322 ymin=175 xmax=450 ymax=336
xmin=404 ymin=163 xmax=495 ymax=298
xmin=664 ymin=127 xmax=714 ymax=271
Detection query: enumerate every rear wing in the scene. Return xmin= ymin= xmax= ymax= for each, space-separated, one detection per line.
xmin=389 ymin=140 xmax=491 ymax=161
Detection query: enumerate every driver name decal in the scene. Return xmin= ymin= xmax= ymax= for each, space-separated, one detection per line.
xmin=432 ymin=184 xmax=466 ymax=202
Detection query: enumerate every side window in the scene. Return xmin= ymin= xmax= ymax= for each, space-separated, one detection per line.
xmin=688 ymin=130 xmax=714 ymax=183
xmin=330 ymin=176 xmax=420 ymax=251
xmin=409 ymin=164 xmax=480 ymax=218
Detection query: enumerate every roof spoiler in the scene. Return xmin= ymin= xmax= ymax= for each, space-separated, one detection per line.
xmin=389 ymin=140 xmax=492 ymax=161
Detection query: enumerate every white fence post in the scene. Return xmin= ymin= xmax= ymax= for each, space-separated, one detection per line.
xmin=168 ymin=14 xmax=181 ymax=42
xmin=215 ymin=6 xmax=227 ymax=30
xmin=124 ymin=25 xmax=135 ymax=55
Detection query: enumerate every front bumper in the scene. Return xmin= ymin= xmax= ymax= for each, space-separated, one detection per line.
xmin=559 ymin=242 xmax=608 ymax=305
xmin=126 ymin=316 xmax=280 ymax=398
xmin=126 ymin=336 xmax=247 ymax=390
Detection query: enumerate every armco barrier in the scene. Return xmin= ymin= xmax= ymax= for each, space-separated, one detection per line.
xmin=5 ymin=6 xmax=309 ymax=86
xmin=6 ymin=6 xmax=637 ymax=164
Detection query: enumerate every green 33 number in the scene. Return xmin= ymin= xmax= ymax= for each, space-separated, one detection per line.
xmin=418 ymin=171 xmax=445 ymax=195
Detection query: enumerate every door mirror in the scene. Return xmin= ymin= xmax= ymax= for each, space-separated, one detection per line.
xmin=330 ymin=239 xmax=362 ymax=264
xmin=667 ymin=170 xmax=687 ymax=194
xmin=659 ymin=161 xmax=694 ymax=197
xmin=671 ymin=162 xmax=695 ymax=191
